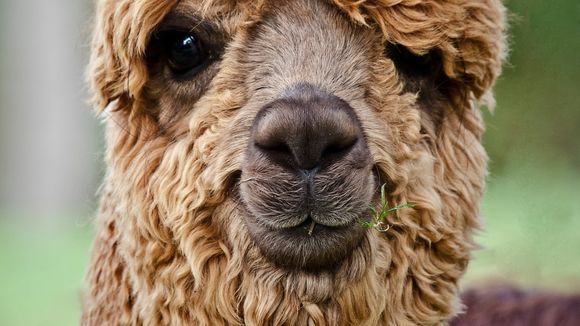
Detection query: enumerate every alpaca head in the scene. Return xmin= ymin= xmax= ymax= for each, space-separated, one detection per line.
xmin=86 ymin=0 xmax=507 ymax=324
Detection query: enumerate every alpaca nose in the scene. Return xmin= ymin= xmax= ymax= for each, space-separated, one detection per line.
xmin=251 ymin=86 xmax=364 ymax=170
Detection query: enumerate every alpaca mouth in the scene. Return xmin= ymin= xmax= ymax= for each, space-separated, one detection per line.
xmin=242 ymin=208 xmax=367 ymax=271
xmin=294 ymin=215 xmax=344 ymax=235
xmin=237 ymin=161 xmax=377 ymax=270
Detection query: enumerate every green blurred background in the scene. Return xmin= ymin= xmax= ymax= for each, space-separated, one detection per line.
xmin=0 ymin=0 xmax=578 ymax=325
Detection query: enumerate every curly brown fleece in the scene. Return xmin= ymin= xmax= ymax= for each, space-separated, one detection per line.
xmin=82 ymin=0 xmax=507 ymax=325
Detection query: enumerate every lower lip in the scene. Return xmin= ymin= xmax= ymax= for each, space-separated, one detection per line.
xmin=276 ymin=216 xmax=356 ymax=237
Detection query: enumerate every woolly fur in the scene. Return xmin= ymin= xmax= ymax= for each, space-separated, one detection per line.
xmin=82 ymin=0 xmax=507 ymax=325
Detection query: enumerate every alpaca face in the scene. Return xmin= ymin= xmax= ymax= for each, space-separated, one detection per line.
xmin=86 ymin=0 xmax=506 ymax=323
xmin=144 ymin=0 xmax=431 ymax=271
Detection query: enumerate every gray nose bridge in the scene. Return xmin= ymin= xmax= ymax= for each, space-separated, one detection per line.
xmin=283 ymin=20 xmax=347 ymax=83
xmin=248 ymin=0 xmax=370 ymax=95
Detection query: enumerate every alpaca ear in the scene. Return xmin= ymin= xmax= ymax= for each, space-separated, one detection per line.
xmin=88 ymin=0 xmax=178 ymax=112
xmin=450 ymin=0 xmax=507 ymax=103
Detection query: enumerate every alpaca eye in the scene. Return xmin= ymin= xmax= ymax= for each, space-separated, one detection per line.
xmin=148 ymin=30 xmax=213 ymax=76
xmin=385 ymin=43 xmax=434 ymax=77
xmin=165 ymin=32 xmax=207 ymax=74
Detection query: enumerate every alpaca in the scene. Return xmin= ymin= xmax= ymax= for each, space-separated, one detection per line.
xmin=82 ymin=0 xmax=507 ymax=325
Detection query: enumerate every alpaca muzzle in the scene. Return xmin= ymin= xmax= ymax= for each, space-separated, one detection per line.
xmin=239 ymin=84 xmax=375 ymax=270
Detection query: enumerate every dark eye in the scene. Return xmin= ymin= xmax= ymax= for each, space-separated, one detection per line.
xmin=165 ymin=32 xmax=207 ymax=74
xmin=147 ymin=30 xmax=215 ymax=77
xmin=385 ymin=43 xmax=435 ymax=77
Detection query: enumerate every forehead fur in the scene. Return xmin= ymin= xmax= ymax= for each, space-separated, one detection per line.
xmin=90 ymin=0 xmax=506 ymax=110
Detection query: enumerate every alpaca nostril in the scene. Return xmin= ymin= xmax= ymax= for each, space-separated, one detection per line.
xmin=250 ymin=84 xmax=367 ymax=171
xmin=321 ymin=138 xmax=358 ymax=158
